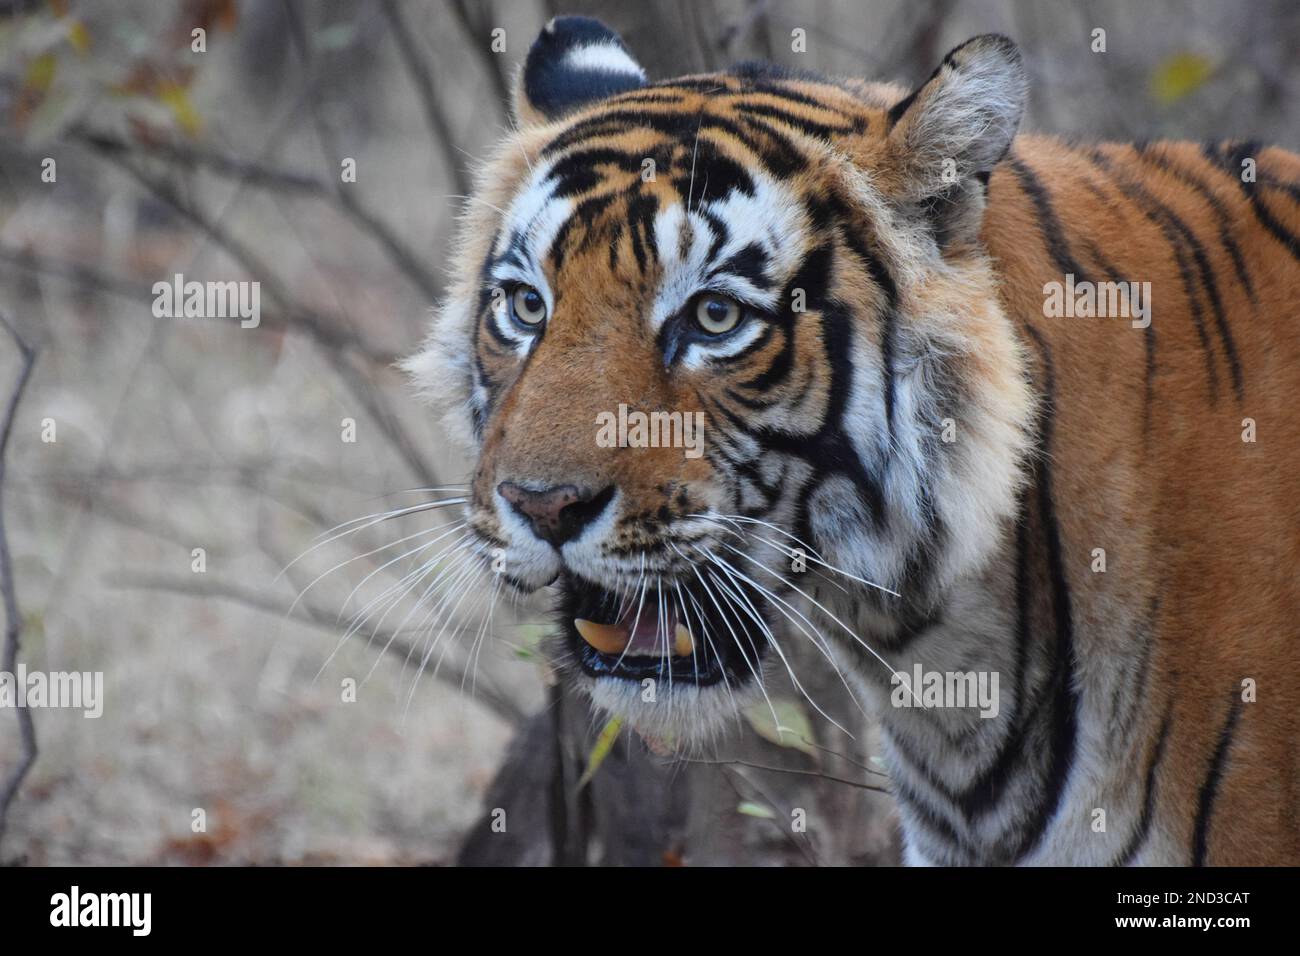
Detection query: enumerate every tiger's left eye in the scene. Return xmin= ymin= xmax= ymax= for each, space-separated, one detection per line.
xmin=694 ymin=293 xmax=742 ymax=335
xmin=512 ymin=285 xmax=547 ymax=326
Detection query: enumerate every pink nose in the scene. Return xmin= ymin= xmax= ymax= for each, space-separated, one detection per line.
xmin=497 ymin=482 xmax=614 ymax=546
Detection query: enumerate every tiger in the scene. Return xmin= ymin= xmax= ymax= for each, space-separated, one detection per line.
xmin=403 ymin=15 xmax=1300 ymax=865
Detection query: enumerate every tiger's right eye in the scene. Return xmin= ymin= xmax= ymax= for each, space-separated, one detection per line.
xmin=512 ymin=285 xmax=547 ymax=326
xmin=693 ymin=293 xmax=742 ymax=335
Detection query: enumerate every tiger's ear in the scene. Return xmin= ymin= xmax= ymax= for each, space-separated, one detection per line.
xmin=513 ymin=16 xmax=647 ymax=127
xmin=884 ymin=35 xmax=1026 ymax=244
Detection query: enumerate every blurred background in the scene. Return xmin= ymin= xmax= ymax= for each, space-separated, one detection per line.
xmin=0 ymin=0 xmax=1295 ymax=866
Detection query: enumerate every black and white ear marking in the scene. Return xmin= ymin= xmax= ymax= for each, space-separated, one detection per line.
xmin=514 ymin=16 xmax=647 ymax=126
xmin=884 ymin=34 xmax=1026 ymax=248
xmin=887 ymin=34 xmax=1027 ymax=199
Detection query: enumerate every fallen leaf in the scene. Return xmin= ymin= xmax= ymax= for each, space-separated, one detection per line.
xmin=742 ymin=697 xmax=819 ymax=760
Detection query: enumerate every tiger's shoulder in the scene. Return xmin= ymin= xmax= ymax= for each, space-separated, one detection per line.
xmin=978 ymin=134 xmax=1300 ymax=865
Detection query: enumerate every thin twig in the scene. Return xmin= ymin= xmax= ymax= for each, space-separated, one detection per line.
xmin=70 ymin=129 xmax=443 ymax=302
xmin=0 ymin=312 xmax=39 ymax=853
xmin=0 ymin=243 xmax=401 ymax=366
xmin=377 ymin=0 xmax=472 ymax=196
xmin=102 ymin=570 xmax=525 ymax=727
xmin=684 ymin=755 xmax=891 ymax=793
xmin=447 ymin=0 xmax=512 ymax=112
xmin=718 ymin=765 xmax=820 ymax=866
xmin=68 ymin=139 xmax=440 ymax=481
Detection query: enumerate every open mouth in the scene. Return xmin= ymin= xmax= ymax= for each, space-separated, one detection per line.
xmin=559 ymin=571 xmax=771 ymax=686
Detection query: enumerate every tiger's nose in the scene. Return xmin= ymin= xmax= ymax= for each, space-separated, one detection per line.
xmin=497 ymin=481 xmax=615 ymax=547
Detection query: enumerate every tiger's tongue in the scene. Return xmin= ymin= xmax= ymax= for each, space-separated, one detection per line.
xmin=575 ymin=605 xmax=694 ymax=658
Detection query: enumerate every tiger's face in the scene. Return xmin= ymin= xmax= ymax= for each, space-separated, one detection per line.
xmin=406 ymin=18 xmax=1035 ymax=739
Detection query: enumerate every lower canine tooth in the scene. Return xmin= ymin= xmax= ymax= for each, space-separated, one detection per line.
xmin=674 ymin=623 xmax=695 ymax=657
xmin=574 ymin=618 xmax=630 ymax=655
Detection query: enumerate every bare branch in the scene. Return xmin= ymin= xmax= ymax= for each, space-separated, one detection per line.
xmin=0 ymin=242 xmax=401 ymax=366
xmin=447 ymin=0 xmax=512 ymax=112
xmin=717 ymin=765 xmax=820 ymax=866
xmin=684 ymin=755 xmax=891 ymax=794
xmin=102 ymin=571 xmax=526 ymax=727
xmin=71 ymin=129 xmax=443 ymax=302
xmin=73 ymin=130 xmax=322 ymax=193
xmin=0 ymin=312 xmax=39 ymax=853
xmin=29 ymin=133 xmax=443 ymax=482
xmin=377 ymin=0 xmax=473 ymax=197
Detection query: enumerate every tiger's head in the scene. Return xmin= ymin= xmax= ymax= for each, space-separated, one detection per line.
xmin=405 ymin=17 xmax=1035 ymax=739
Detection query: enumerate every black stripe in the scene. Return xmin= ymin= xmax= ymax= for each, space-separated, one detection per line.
xmin=673 ymin=137 xmax=758 ymax=201
xmin=1135 ymin=144 xmax=1257 ymax=302
xmin=821 ymin=192 xmax=901 ymax=440
xmin=1010 ymin=490 xmax=1034 ymax=739
xmin=722 ymin=384 xmax=779 ymax=410
xmin=891 ymin=777 xmax=976 ymax=864
xmin=605 ymin=89 xmax=689 ymax=106
xmin=541 ymin=109 xmax=805 ymax=180
xmin=649 ymin=77 xmax=736 ymax=94
xmin=726 ymin=73 xmax=859 ymax=114
xmin=1087 ymin=148 xmax=1244 ymax=401
xmin=746 ymin=291 xmax=887 ymax=529
xmin=546 ymin=147 xmax=643 ymax=197
xmin=882 ymin=491 xmax=1054 ymax=818
xmin=710 ymin=241 xmax=771 ymax=289
xmin=732 ymin=101 xmax=859 ymax=140
xmin=732 ymin=113 xmax=809 ymax=178
xmin=884 ymin=606 xmax=943 ymax=651
xmin=1080 ymin=151 xmax=1220 ymax=402
xmin=1078 ymin=220 xmax=1158 ymax=435
xmin=700 ymin=209 xmax=729 ymax=264
xmin=1006 ymin=156 xmax=1091 ymax=280
xmin=549 ymin=193 xmax=616 ymax=270
xmin=1011 ymin=324 xmax=1080 ymax=862
xmin=1207 ymin=141 xmax=1300 ymax=262
xmin=738 ymin=327 xmax=793 ymax=389
xmin=877 ymin=471 xmax=1053 ymax=832
xmin=713 ymin=325 xmax=777 ymax=371
xmin=886 ymin=59 xmax=947 ymax=128
xmin=1111 ymin=596 xmax=1161 ymax=737
xmin=627 ymin=193 xmax=657 ymax=274
xmin=1191 ymin=694 xmax=1245 ymax=866
xmin=1260 ymin=175 xmax=1300 ymax=203
xmin=1115 ymin=701 xmax=1175 ymax=866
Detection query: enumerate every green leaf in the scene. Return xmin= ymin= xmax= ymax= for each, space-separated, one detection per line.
xmin=742 ymin=697 xmax=819 ymax=760
xmin=577 ymin=715 xmax=622 ymax=790
xmin=1151 ymin=53 xmax=1213 ymax=105
xmin=737 ymin=801 xmax=775 ymax=820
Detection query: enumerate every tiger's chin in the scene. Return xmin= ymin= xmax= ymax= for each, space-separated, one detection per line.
xmin=554 ymin=571 xmax=773 ymax=743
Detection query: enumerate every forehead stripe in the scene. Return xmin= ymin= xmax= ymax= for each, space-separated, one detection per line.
xmin=539 ymin=110 xmax=805 ymax=179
